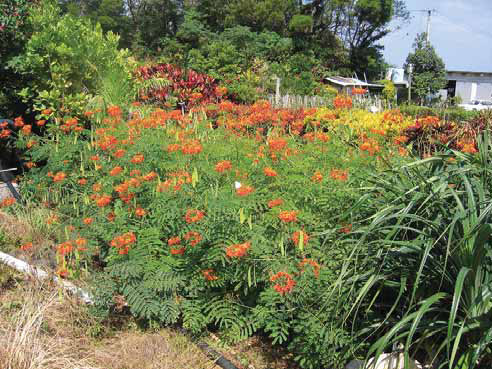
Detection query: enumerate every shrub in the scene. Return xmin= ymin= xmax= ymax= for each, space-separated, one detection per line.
xmin=9 ymin=100 xmax=413 ymax=369
xmin=134 ymin=63 xmax=220 ymax=109
xmin=8 ymin=0 xmax=128 ymax=117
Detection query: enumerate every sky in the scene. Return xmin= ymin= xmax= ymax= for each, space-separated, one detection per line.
xmin=381 ymin=0 xmax=492 ymax=72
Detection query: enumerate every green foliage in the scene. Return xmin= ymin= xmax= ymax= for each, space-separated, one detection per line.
xmin=8 ymin=0 xmax=128 ymax=116
xmin=399 ymin=104 xmax=480 ymax=122
xmin=405 ymin=33 xmax=447 ymax=103
xmin=0 ymin=0 xmax=37 ymax=117
xmin=377 ymin=79 xmax=397 ymax=103
xmin=339 ymin=133 xmax=492 ymax=368
xmin=288 ymin=15 xmax=313 ymax=34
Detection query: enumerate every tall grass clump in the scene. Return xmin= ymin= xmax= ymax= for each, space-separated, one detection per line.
xmin=340 ymin=132 xmax=492 ymax=368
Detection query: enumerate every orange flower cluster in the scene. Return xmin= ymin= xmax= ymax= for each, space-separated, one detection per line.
xmin=291 ymin=230 xmax=309 ymax=246
xmin=185 ymin=209 xmax=205 ymax=223
xmin=298 ymin=258 xmax=320 ymax=278
xmin=95 ymin=194 xmax=112 ymax=207
xmin=268 ymin=198 xmax=283 ymax=208
xmin=278 ymin=210 xmax=298 ymax=223
xmin=330 ymin=169 xmax=348 ymax=181
xmin=334 ymin=95 xmax=353 ymax=109
xmin=351 ymin=88 xmax=367 ymax=95
xmin=110 ymin=232 xmax=136 ymax=254
xmin=131 ymin=153 xmax=145 ymax=164
xmin=20 ymin=242 xmax=33 ymax=251
xmin=267 ymin=137 xmax=287 ymax=152
xmin=168 ymin=236 xmax=186 ymax=255
xmin=270 ymin=272 xmax=296 ymax=295
xmin=418 ymin=116 xmax=440 ymax=127
xmin=359 ymin=138 xmax=381 ymax=156
xmin=226 ymin=241 xmax=251 ymax=258
xmin=57 ymin=241 xmax=73 ymax=256
xmin=181 ymin=139 xmax=202 ymax=155
xmin=52 ymin=171 xmax=67 ymax=183
xmin=202 ymin=269 xmax=218 ymax=281
xmin=0 ymin=197 xmax=16 ymax=208
xmin=311 ymin=171 xmax=323 ymax=183
xmin=184 ymin=231 xmax=202 ymax=247
xmin=263 ymin=167 xmax=277 ymax=177
xmin=60 ymin=118 xmax=82 ymax=133
xmin=215 ymin=160 xmax=232 ymax=173
xmin=236 ymin=185 xmax=254 ymax=196
xmin=157 ymin=171 xmax=192 ymax=192
xmin=109 ymin=166 xmax=123 ymax=176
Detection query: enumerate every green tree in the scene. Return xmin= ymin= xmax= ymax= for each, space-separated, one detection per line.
xmin=405 ymin=33 xmax=447 ymax=104
xmin=0 ymin=0 xmax=37 ymax=117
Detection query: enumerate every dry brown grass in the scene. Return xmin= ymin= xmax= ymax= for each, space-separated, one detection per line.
xmin=0 ymin=277 xmax=219 ymax=369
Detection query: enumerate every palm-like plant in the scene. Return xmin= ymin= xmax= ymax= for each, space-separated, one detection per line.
xmin=341 ymin=133 xmax=492 ymax=368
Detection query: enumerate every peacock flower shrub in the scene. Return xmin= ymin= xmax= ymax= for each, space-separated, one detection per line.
xmin=7 ymin=98 xmax=459 ymax=369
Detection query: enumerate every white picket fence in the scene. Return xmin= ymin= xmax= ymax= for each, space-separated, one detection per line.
xmin=267 ymin=94 xmax=331 ymax=109
xmin=267 ymin=93 xmax=393 ymax=111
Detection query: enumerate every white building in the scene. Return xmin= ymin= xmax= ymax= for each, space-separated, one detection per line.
xmin=445 ymin=71 xmax=492 ymax=103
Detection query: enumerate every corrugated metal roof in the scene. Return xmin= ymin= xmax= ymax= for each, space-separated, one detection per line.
xmin=325 ymin=76 xmax=383 ymax=88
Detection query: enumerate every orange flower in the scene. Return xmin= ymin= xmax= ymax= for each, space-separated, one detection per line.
xmin=78 ymin=178 xmax=87 ymax=185
xmin=113 ymin=149 xmax=126 ymax=158
xmin=57 ymin=268 xmax=68 ymax=278
xmin=170 ymin=247 xmax=186 ymax=255
xmin=167 ymin=144 xmax=181 ymax=153
xmin=270 ymin=272 xmax=296 ymax=295
xmin=181 ymin=139 xmax=202 ymax=155
xmin=21 ymin=125 xmax=32 ymax=135
xmin=330 ymin=169 xmax=348 ymax=181
xmin=202 ymin=269 xmax=218 ymax=281
xmin=57 ymin=241 xmax=73 ymax=255
xmin=298 ymin=258 xmax=320 ymax=278
xmin=92 ymin=183 xmax=102 ymax=192
xmin=267 ymin=137 xmax=287 ymax=152
xmin=215 ymin=160 xmax=232 ymax=173
xmin=130 ymin=169 xmax=141 ymax=177
xmin=185 ymin=209 xmax=205 ymax=224
xmin=36 ymin=120 xmax=46 ymax=126
xmin=95 ymin=195 xmax=111 ymax=207
xmin=110 ymin=166 xmax=123 ymax=176
xmin=184 ymin=231 xmax=202 ymax=247
xmin=83 ymin=217 xmax=93 ymax=225
xmin=90 ymin=155 xmax=100 ymax=161
xmin=268 ymin=198 xmax=283 ymax=208
xmin=311 ymin=171 xmax=323 ymax=183
xmin=263 ymin=167 xmax=277 ymax=177
xmin=236 ymin=185 xmax=254 ymax=196
xmin=135 ymin=207 xmax=146 ymax=217
xmin=291 ymin=230 xmax=309 ymax=246
xmin=340 ymin=224 xmax=352 ymax=234
xmin=53 ymin=172 xmax=66 ymax=183
xmin=226 ymin=241 xmax=251 ymax=258
xmin=278 ymin=210 xmax=298 ymax=223
xmin=107 ymin=212 xmax=116 ymax=222
xmin=20 ymin=242 xmax=33 ymax=251
xmin=41 ymin=109 xmax=52 ymax=115
xmin=142 ymin=172 xmax=157 ymax=181
xmin=131 ymin=153 xmax=144 ymax=164
xmin=110 ymin=232 xmax=136 ymax=254
xmin=168 ymin=236 xmax=182 ymax=246
xmin=75 ymin=238 xmax=88 ymax=251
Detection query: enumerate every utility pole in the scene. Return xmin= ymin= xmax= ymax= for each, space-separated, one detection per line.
xmin=426 ymin=10 xmax=431 ymax=43
xmin=409 ymin=9 xmax=436 ymax=43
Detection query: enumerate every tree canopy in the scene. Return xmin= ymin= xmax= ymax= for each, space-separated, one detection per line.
xmin=405 ymin=33 xmax=447 ymax=103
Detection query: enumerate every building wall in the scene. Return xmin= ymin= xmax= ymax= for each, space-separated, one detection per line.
xmin=447 ymin=72 xmax=492 ymax=103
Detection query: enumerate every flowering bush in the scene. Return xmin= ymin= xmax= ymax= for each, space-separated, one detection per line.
xmin=8 ymin=100 xmax=413 ymax=368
